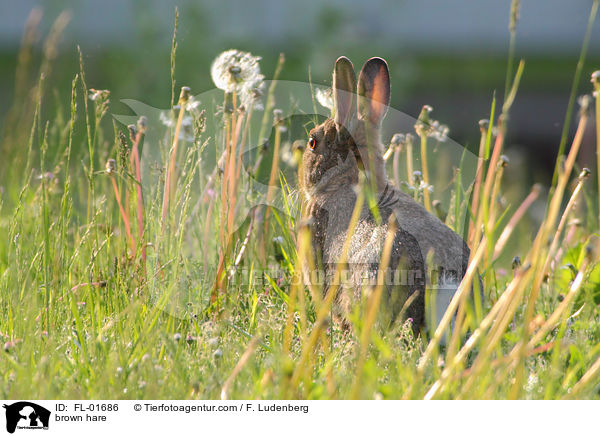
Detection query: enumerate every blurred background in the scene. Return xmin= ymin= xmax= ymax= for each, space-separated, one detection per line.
xmin=1 ymin=0 xmax=599 ymax=184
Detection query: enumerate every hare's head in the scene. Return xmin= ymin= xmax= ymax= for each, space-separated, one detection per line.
xmin=301 ymin=56 xmax=391 ymax=193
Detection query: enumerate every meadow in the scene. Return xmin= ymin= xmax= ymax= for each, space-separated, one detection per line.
xmin=1 ymin=3 xmax=600 ymax=400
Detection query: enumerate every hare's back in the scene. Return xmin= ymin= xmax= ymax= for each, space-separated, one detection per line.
xmin=391 ymin=188 xmax=470 ymax=275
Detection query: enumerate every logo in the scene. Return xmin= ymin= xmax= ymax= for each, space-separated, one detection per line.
xmin=2 ymin=402 xmax=50 ymax=434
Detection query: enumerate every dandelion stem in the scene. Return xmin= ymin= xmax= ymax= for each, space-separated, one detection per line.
xmin=131 ymin=123 xmax=146 ymax=263
xmin=492 ymin=184 xmax=540 ymax=260
xmin=592 ymin=71 xmax=600 ymax=238
xmin=110 ymin=175 xmax=135 ymax=256
xmin=420 ymin=131 xmax=432 ymax=212
xmin=351 ymin=215 xmax=397 ymax=399
xmin=468 ymin=119 xmax=490 ymax=245
xmin=552 ymin=0 xmax=598 ymax=187
xmin=406 ymin=134 xmax=414 ymax=187
xmin=161 ymin=86 xmax=190 ymax=232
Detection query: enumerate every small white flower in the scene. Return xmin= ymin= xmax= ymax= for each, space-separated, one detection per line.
xmin=525 ymin=373 xmax=539 ymax=392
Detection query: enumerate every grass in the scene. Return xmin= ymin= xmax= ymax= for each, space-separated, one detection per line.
xmin=1 ymin=4 xmax=600 ymax=400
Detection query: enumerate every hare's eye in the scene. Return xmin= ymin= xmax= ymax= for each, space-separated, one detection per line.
xmin=308 ymin=137 xmax=316 ymax=150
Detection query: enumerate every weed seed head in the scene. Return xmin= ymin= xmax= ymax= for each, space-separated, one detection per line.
xmin=89 ymin=88 xmax=110 ymax=102
xmin=509 ymin=0 xmax=521 ymax=33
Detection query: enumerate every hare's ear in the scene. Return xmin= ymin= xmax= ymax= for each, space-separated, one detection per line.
xmin=333 ymin=56 xmax=356 ymax=129
xmin=357 ymin=57 xmax=390 ymax=125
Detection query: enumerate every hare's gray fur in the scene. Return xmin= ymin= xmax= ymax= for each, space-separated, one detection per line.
xmin=299 ymin=57 xmax=471 ymax=334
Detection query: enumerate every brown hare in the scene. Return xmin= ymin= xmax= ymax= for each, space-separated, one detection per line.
xmin=299 ymin=56 xmax=471 ymax=335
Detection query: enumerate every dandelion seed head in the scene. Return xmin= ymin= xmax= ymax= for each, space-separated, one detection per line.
xmin=240 ymin=78 xmax=265 ymax=111
xmin=159 ymin=111 xmax=174 ymax=128
xmin=159 ymin=109 xmax=195 ymax=141
xmin=316 ymin=87 xmax=334 ymax=111
xmin=281 ymin=142 xmax=298 ymax=168
xmin=186 ymin=98 xmax=200 ymax=111
xmin=136 ymin=116 xmax=147 ymax=133
xmin=273 ymin=109 xmax=283 ymax=123
xmin=211 ymin=49 xmax=264 ymax=110
xmin=414 ymin=107 xmax=449 ymax=142
xmin=429 ymin=120 xmax=449 ymax=142
xmin=128 ymin=124 xmax=137 ymax=139
xmin=105 ymin=159 xmax=117 ymax=175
